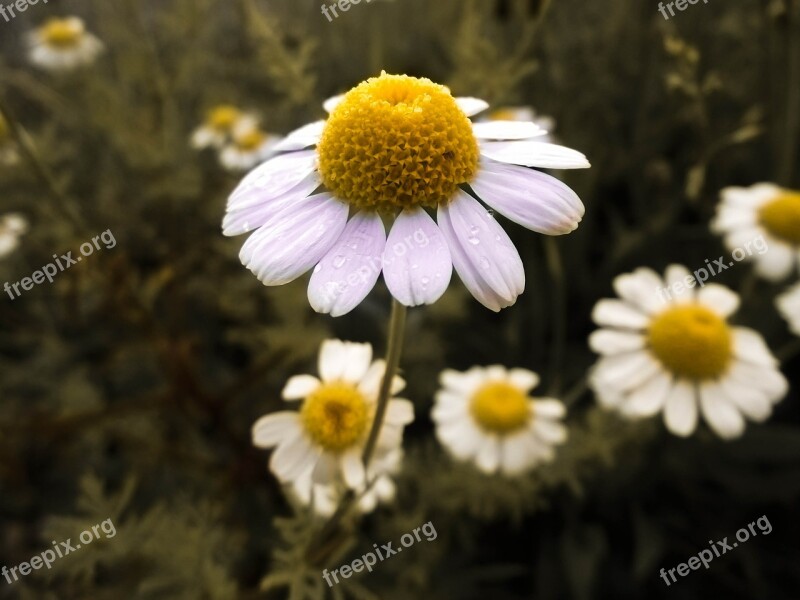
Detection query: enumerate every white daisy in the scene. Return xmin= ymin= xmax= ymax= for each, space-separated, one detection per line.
xmin=223 ymin=72 xmax=589 ymax=316
xmin=431 ymin=365 xmax=568 ymax=476
xmin=251 ymin=339 xmax=414 ymax=490
xmin=712 ymin=183 xmax=800 ymax=281
xmin=190 ymin=105 xmax=257 ymax=150
xmin=0 ymin=213 xmax=29 ymax=259
xmin=218 ymin=121 xmax=280 ymax=172
xmin=484 ymin=106 xmax=556 ymax=144
xmin=28 ymin=17 xmax=104 ymax=72
xmin=589 ymin=265 xmax=788 ymax=440
xmin=289 ymin=448 xmax=401 ymax=517
xmin=777 ymin=283 xmax=800 ymax=337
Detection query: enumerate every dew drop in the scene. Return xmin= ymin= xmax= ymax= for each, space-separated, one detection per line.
xmin=479 ymin=257 xmax=491 ymax=270
xmin=469 ymin=225 xmax=481 ymax=235
xmin=468 ymin=236 xmax=480 ymax=245
xmin=333 ymin=255 xmax=347 ymax=268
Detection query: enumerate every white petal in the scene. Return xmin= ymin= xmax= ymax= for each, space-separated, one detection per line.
xmin=480 ymin=140 xmax=590 ymax=169
xmin=439 ymin=368 xmax=484 ymax=395
xmin=732 ymin=328 xmax=778 ymax=367
xmin=323 ymin=94 xmax=345 ymax=113
xmin=696 ymin=284 xmax=740 ymax=318
xmin=508 ymin=368 xmax=539 ymax=392
xmin=437 ymin=190 xmax=525 ymax=311
xmin=270 ymin=433 xmax=318 ymax=481
xmin=470 ymin=160 xmax=584 ymax=235
xmin=533 ymin=399 xmax=566 ymax=419
xmin=589 ymin=329 xmax=646 ymax=355
xmin=664 ymin=264 xmax=696 ymax=303
xmin=727 ymin=361 xmax=788 ymax=402
xmin=318 ymin=339 xmax=373 ymax=383
xmin=620 ymin=371 xmax=672 ymax=418
xmin=382 ymin=208 xmax=452 ymax=306
xmin=699 ymin=382 xmax=746 ymax=440
xmin=357 ymin=359 xmax=405 ymax=398
xmin=591 ymin=299 xmax=650 ymax=330
xmin=307 ymin=212 xmax=386 ymax=317
xmin=252 ymin=412 xmax=301 ymax=447
xmin=531 ymin=419 xmax=567 ymax=444
xmin=472 ymin=120 xmax=547 ymax=140
xmin=226 ymin=150 xmax=317 ymax=211
xmin=499 ymin=432 xmax=537 ymax=475
xmin=455 ymin=97 xmax=489 ymax=117
xmin=753 ymin=241 xmax=796 ymax=282
xmin=281 ymin=375 xmax=321 ymax=400
xmin=590 ymin=351 xmax=663 ymax=393
xmin=663 ymin=380 xmax=698 ymax=437
xmin=239 ymin=193 xmax=348 ymax=285
xmin=341 ymin=450 xmax=366 ymax=489
xmin=475 ymin=435 xmax=501 ymax=474
xmin=385 ymin=399 xmax=415 ymax=426
xmin=613 ymin=268 xmax=667 ymax=315
xmin=272 ymin=121 xmax=325 ymax=152
xmin=436 ymin=417 xmax=484 ymax=460
xmin=718 ymin=377 xmax=772 ymax=423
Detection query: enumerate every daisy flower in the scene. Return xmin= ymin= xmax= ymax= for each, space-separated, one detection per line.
xmin=431 ymin=366 xmax=568 ymax=476
xmin=589 ymin=265 xmax=788 ymax=440
xmin=777 ymin=283 xmax=800 ymax=337
xmin=223 ymin=72 xmax=589 ymax=316
xmin=0 ymin=213 xmax=29 ymax=259
xmin=28 ymin=17 xmax=104 ymax=72
xmin=712 ymin=183 xmax=800 ymax=281
xmin=191 ymin=105 xmax=257 ymax=150
xmin=218 ymin=121 xmax=280 ymax=172
xmin=0 ymin=114 xmax=19 ymax=167
xmin=251 ymin=339 xmax=414 ymax=490
xmin=484 ymin=106 xmax=556 ymax=144
xmin=289 ymin=449 xmax=401 ymax=517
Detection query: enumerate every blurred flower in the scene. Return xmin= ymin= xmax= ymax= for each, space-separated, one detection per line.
xmin=0 ymin=213 xmax=29 ymax=259
xmin=777 ymin=283 xmax=800 ymax=337
xmin=0 ymin=114 xmax=19 ymax=166
xmin=484 ymin=106 xmax=556 ymax=144
xmin=191 ymin=105 xmax=257 ymax=150
xmin=712 ymin=183 xmax=800 ymax=282
xmin=223 ymin=72 xmax=589 ymax=316
xmin=251 ymin=339 xmax=414 ymax=490
xmin=431 ymin=365 xmax=567 ymax=475
xmin=589 ymin=266 xmax=787 ymax=439
xmin=289 ymin=449 xmax=401 ymax=517
xmin=218 ymin=121 xmax=280 ymax=172
xmin=28 ymin=17 xmax=104 ymax=72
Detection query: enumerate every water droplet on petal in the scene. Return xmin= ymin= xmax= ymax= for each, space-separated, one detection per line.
xmin=468 ymin=236 xmax=480 ymax=245
xmin=469 ymin=225 xmax=480 ymax=235
xmin=313 ymin=264 xmax=322 ymax=273
xmin=479 ymin=257 xmax=491 ymax=270
xmin=333 ymin=255 xmax=347 ymax=268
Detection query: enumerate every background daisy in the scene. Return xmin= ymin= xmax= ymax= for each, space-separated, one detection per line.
xmin=0 ymin=213 xmax=29 ymax=259
xmin=28 ymin=17 xmax=103 ymax=72
xmin=432 ymin=365 xmax=567 ymax=476
xmin=589 ymin=265 xmax=788 ymax=439
xmin=777 ymin=283 xmax=800 ymax=337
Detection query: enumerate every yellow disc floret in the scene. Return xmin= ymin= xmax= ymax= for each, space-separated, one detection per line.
xmin=759 ymin=191 xmax=800 ymax=245
xmin=317 ymin=72 xmax=480 ymax=212
xmin=40 ymin=18 xmax=85 ymax=48
xmin=234 ymin=129 xmax=267 ymax=152
xmin=648 ymin=304 xmax=732 ymax=380
xmin=208 ymin=105 xmax=242 ymax=132
xmin=470 ymin=381 xmax=531 ymax=434
xmin=300 ymin=382 xmax=371 ymax=452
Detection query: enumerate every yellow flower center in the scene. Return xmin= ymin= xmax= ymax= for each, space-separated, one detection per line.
xmin=487 ymin=108 xmax=518 ymax=121
xmin=470 ymin=382 xmax=531 ymax=434
xmin=317 ymin=72 xmax=480 ymax=212
xmin=758 ymin=191 xmax=800 ymax=245
xmin=234 ymin=129 xmax=267 ymax=151
xmin=300 ymin=382 xmax=371 ymax=452
xmin=648 ymin=304 xmax=732 ymax=380
xmin=40 ymin=19 xmax=84 ymax=48
xmin=208 ymin=105 xmax=241 ymax=132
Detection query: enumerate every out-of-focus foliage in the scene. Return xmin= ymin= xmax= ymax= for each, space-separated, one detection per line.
xmin=0 ymin=0 xmax=798 ymax=598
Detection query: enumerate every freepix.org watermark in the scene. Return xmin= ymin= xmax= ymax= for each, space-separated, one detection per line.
xmin=656 ymin=234 xmax=767 ymax=304
xmin=659 ymin=515 xmax=771 ymax=587
xmin=658 ymin=0 xmax=709 ymax=21
xmin=322 ymin=521 xmax=437 ymax=588
xmin=2 ymin=518 xmax=116 ymax=585
xmin=0 ymin=0 xmax=48 ymax=24
xmin=320 ymin=0 xmax=375 ymax=22
xmin=4 ymin=229 xmax=116 ymax=300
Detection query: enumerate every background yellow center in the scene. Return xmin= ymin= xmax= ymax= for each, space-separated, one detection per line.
xmin=470 ymin=382 xmax=530 ymax=433
xmin=208 ymin=106 xmax=241 ymax=131
xmin=300 ymin=382 xmax=370 ymax=451
xmin=759 ymin=191 xmax=800 ymax=245
xmin=317 ymin=73 xmax=480 ymax=212
xmin=41 ymin=19 xmax=84 ymax=47
xmin=648 ymin=304 xmax=732 ymax=380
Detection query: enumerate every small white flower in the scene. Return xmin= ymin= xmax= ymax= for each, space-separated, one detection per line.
xmin=777 ymin=283 xmax=800 ymax=337
xmin=712 ymin=183 xmax=800 ymax=282
xmin=252 ymin=339 xmax=414 ymax=491
xmin=589 ymin=265 xmax=788 ymax=440
xmin=28 ymin=17 xmax=104 ymax=72
xmin=431 ymin=365 xmax=567 ymax=476
xmin=0 ymin=213 xmax=29 ymax=259
xmin=218 ymin=121 xmax=280 ymax=172
xmin=289 ymin=449 xmax=401 ymax=517
xmin=190 ymin=106 xmax=258 ymax=150
xmin=484 ymin=106 xmax=556 ymax=144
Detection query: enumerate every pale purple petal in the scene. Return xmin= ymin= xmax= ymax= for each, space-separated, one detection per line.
xmin=222 ymin=172 xmax=320 ymax=236
xmin=472 ymin=121 xmax=547 ymax=140
xmin=226 ymin=150 xmax=317 ymax=211
xmin=323 ymin=94 xmax=345 ymax=113
xmin=272 ymin=121 xmax=325 ymax=152
xmin=239 ymin=193 xmax=348 ymax=285
xmin=455 ymin=97 xmax=489 ymax=117
xmin=480 ymin=141 xmax=590 ymax=169
xmin=382 ymin=208 xmax=452 ymax=306
xmin=437 ymin=190 xmax=525 ymax=311
xmin=307 ymin=212 xmax=386 ymax=317
xmin=471 ymin=160 xmax=584 ymax=235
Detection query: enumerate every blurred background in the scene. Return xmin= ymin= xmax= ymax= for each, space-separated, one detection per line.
xmin=1 ymin=0 xmax=799 ymax=598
